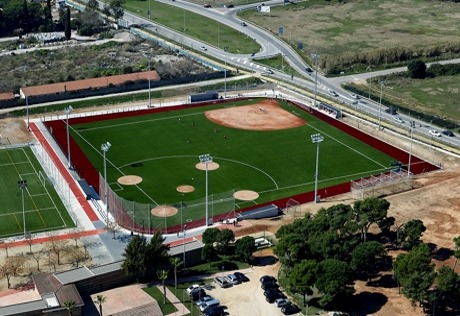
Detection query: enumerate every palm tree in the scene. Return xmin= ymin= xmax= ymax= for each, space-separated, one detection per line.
xmin=94 ymin=294 xmax=106 ymax=316
xmin=170 ymin=257 xmax=182 ymax=289
xmin=64 ymin=300 xmax=76 ymax=316
xmin=157 ymin=270 xmax=169 ymax=304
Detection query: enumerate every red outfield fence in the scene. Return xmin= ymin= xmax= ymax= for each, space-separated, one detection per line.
xmin=44 ymin=97 xmax=440 ymax=234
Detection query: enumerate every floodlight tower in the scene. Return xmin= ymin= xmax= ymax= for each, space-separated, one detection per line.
xmin=18 ymin=180 xmax=27 ymax=238
xmin=311 ymin=133 xmax=324 ymax=203
xmin=199 ymin=154 xmax=213 ymax=226
xmin=378 ymin=80 xmax=384 ymax=130
xmin=101 ymin=142 xmax=112 ymax=221
xmin=64 ymin=106 xmax=73 ymax=169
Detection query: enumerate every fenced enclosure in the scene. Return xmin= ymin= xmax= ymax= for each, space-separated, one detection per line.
xmin=350 ymin=170 xmax=414 ymax=199
xmin=101 ymin=173 xmax=236 ymax=234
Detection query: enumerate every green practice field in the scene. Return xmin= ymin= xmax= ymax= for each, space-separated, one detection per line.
xmin=0 ymin=147 xmax=75 ymax=238
xmin=71 ymin=99 xmax=396 ymax=226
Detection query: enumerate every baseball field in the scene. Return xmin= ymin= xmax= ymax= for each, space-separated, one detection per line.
xmin=44 ymin=98 xmax=437 ymax=232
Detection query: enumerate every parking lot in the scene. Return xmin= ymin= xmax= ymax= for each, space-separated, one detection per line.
xmin=203 ymin=263 xmax=295 ymax=316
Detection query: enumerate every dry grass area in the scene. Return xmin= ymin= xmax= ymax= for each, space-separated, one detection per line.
xmin=242 ymin=0 xmax=460 ymax=56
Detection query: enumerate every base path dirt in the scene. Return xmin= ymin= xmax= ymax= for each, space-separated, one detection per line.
xmin=233 ymin=190 xmax=259 ymax=201
xmin=205 ymin=99 xmax=305 ymax=131
xmin=195 ymin=162 xmax=220 ymax=170
xmin=151 ymin=205 xmax=178 ymax=217
xmin=117 ymin=175 xmax=143 ymax=185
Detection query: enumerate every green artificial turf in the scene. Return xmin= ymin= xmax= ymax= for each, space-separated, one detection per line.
xmin=71 ymin=99 xmax=395 ymax=228
xmin=0 ymin=147 xmax=75 ymax=237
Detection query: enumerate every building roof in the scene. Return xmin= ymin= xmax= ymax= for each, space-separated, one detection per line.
xmin=20 ymin=70 xmax=160 ymax=98
xmin=0 ymin=92 xmax=15 ymax=101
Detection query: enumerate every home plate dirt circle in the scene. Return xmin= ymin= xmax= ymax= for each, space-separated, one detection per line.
xmin=151 ymin=205 xmax=178 ymax=217
xmin=233 ymin=190 xmax=259 ymax=201
xmin=195 ymin=162 xmax=220 ymax=171
xmin=177 ymin=185 xmax=195 ymax=193
xmin=117 ymin=175 xmax=143 ymax=185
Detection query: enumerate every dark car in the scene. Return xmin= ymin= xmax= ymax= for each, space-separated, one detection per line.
xmin=190 ymin=288 xmax=206 ymax=301
xmin=265 ymin=290 xmax=285 ymax=303
xmin=261 ymin=282 xmax=279 ymax=290
xmin=305 ymin=67 xmax=313 ymax=73
xmin=260 ymin=275 xmax=276 ymax=284
xmin=281 ymin=303 xmax=301 ymax=315
xmin=264 ymin=288 xmax=282 ymax=297
xmin=234 ymin=271 xmax=249 ymax=282
xmin=442 ymin=130 xmax=455 ymax=137
xmin=203 ymin=305 xmax=225 ymax=316
xmin=241 ymin=22 xmax=247 ymax=26
xmin=227 ymin=4 xmax=234 ymax=8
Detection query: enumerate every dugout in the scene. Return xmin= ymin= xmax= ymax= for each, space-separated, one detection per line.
xmin=319 ymin=102 xmax=342 ymax=119
xmin=188 ymin=91 xmax=219 ymax=103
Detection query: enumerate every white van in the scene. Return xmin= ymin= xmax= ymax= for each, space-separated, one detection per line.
xmin=199 ymin=298 xmax=220 ymax=312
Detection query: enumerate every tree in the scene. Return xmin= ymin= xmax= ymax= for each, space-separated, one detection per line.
xmin=46 ymin=232 xmax=68 ymax=265
xmin=0 ymin=255 xmax=26 ymax=288
xmin=105 ymin=221 xmax=119 ymax=240
xmin=30 ymin=248 xmax=47 ymax=272
xmin=408 ymin=60 xmax=427 ymax=79
xmin=397 ymin=219 xmax=426 ymax=249
xmin=393 ymin=243 xmax=435 ymax=309
xmin=94 ymin=295 xmax=106 ymax=316
xmin=68 ymin=247 xmax=86 ymax=267
xmin=64 ymin=300 xmax=76 ymax=316
xmin=201 ymin=244 xmax=216 ymax=266
xmin=217 ymin=228 xmax=235 ymax=256
xmin=105 ymin=0 xmax=124 ymax=21
xmin=170 ymin=257 xmax=182 ymax=289
xmin=145 ymin=231 xmax=170 ymax=274
xmin=64 ymin=7 xmax=71 ymax=41
xmin=25 ymin=233 xmax=34 ymax=254
xmin=122 ymin=234 xmax=148 ymax=280
xmin=45 ymin=252 xmax=58 ymax=272
xmin=452 ymin=236 xmax=460 ymax=271
xmin=157 ymin=270 xmax=169 ymax=304
xmin=316 ymin=259 xmax=355 ymax=307
xmin=289 ymin=260 xmax=317 ymax=308
xmin=235 ymin=236 xmax=256 ymax=263
xmin=202 ymin=228 xmax=220 ymax=245
xmin=353 ymin=197 xmax=391 ymax=243
xmin=351 ymin=241 xmax=386 ymax=282
xmin=71 ymin=227 xmax=83 ymax=248
xmin=86 ymin=0 xmax=99 ymax=11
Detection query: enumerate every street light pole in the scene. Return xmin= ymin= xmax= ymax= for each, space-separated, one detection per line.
xmin=378 ymin=80 xmax=384 ymax=130
xmin=101 ymin=142 xmax=112 ymax=221
xmin=199 ymin=154 xmax=212 ymax=226
xmin=311 ymin=134 xmax=324 ymax=204
xmin=18 ymin=180 xmax=27 ymax=238
xmin=148 ymin=0 xmax=151 ymax=19
xmin=64 ymin=106 xmax=73 ymax=169
xmin=148 ymin=50 xmax=151 ymax=108
xmin=408 ymin=121 xmax=415 ymax=177
xmin=26 ymin=95 xmax=30 ymax=131
xmin=224 ymin=47 xmax=228 ymax=98
xmin=183 ymin=224 xmax=187 ymax=269
xmin=311 ymin=53 xmax=320 ymax=108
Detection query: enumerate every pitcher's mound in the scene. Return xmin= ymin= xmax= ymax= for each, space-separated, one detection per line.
xmin=151 ymin=206 xmax=178 ymax=217
xmin=195 ymin=162 xmax=220 ymax=171
xmin=234 ymin=190 xmax=259 ymax=201
xmin=177 ymin=185 xmax=195 ymax=193
xmin=118 ymin=175 xmax=143 ymax=185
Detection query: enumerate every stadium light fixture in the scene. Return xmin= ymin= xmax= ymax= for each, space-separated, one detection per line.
xmin=199 ymin=154 xmax=213 ymax=226
xmin=311 ymin=133 xmax=324 ymax=203
xmin=18 ymin=180 xmax=27 ymax=239
xmin=311 ymin=53 xmax=320 ymax=108
xmin=64 ymin=106 xmax=73 ymax=169
xmin=101 ymin=142 xmax=112 ymax=222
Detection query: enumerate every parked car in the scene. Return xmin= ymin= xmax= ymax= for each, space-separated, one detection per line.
xmin=260 ymin=275 xmax=276 ymax=284
xmin=227 ymin=4 xmax=234 ymax=8
xmin=203 ymin=305 xmax=225 ymax=316
xmin=190 ymin=288 xmax=206 ymax=301
xmin=186 ymin=284 xmax=200 ymax=295
xmin=195 ymin=295 xmax=214 ymax=306
xmin=214 ymin=276 xmax=232 ymax=288
xmin=265 ymin=290 xmax=285 ymax=303
xmin=394 ymin=116 xmax=404 ymax=124
xmin=225 ymin=274 xmax=240 ymax=285
xmin=442 ymin=130 xmax=455 ymax=137
xmin=199 ymin=299 xmax=220 ymax=312
xmin=281 ymin=303 xmax=301 ymax=315
xmin=261 ymin=282 xmax=279 ymax=290
xmin=264 ymin=288 xmax=282 ymax=297
xmin=234 ymin=271 xmax=250 ymax=282
xmin=275 ymin=298 xmax=290 ymax=307
xmin=429 ymin=129 xmax=442 ymax=137
xmin=263 ymin=67 xmax=274 ymax=74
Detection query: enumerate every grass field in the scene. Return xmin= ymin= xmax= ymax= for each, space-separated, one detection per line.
xmin=68 ymin=99 xmax=397 ymax=229
xmin=0 ymin=147 xmax=75 ymax=238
